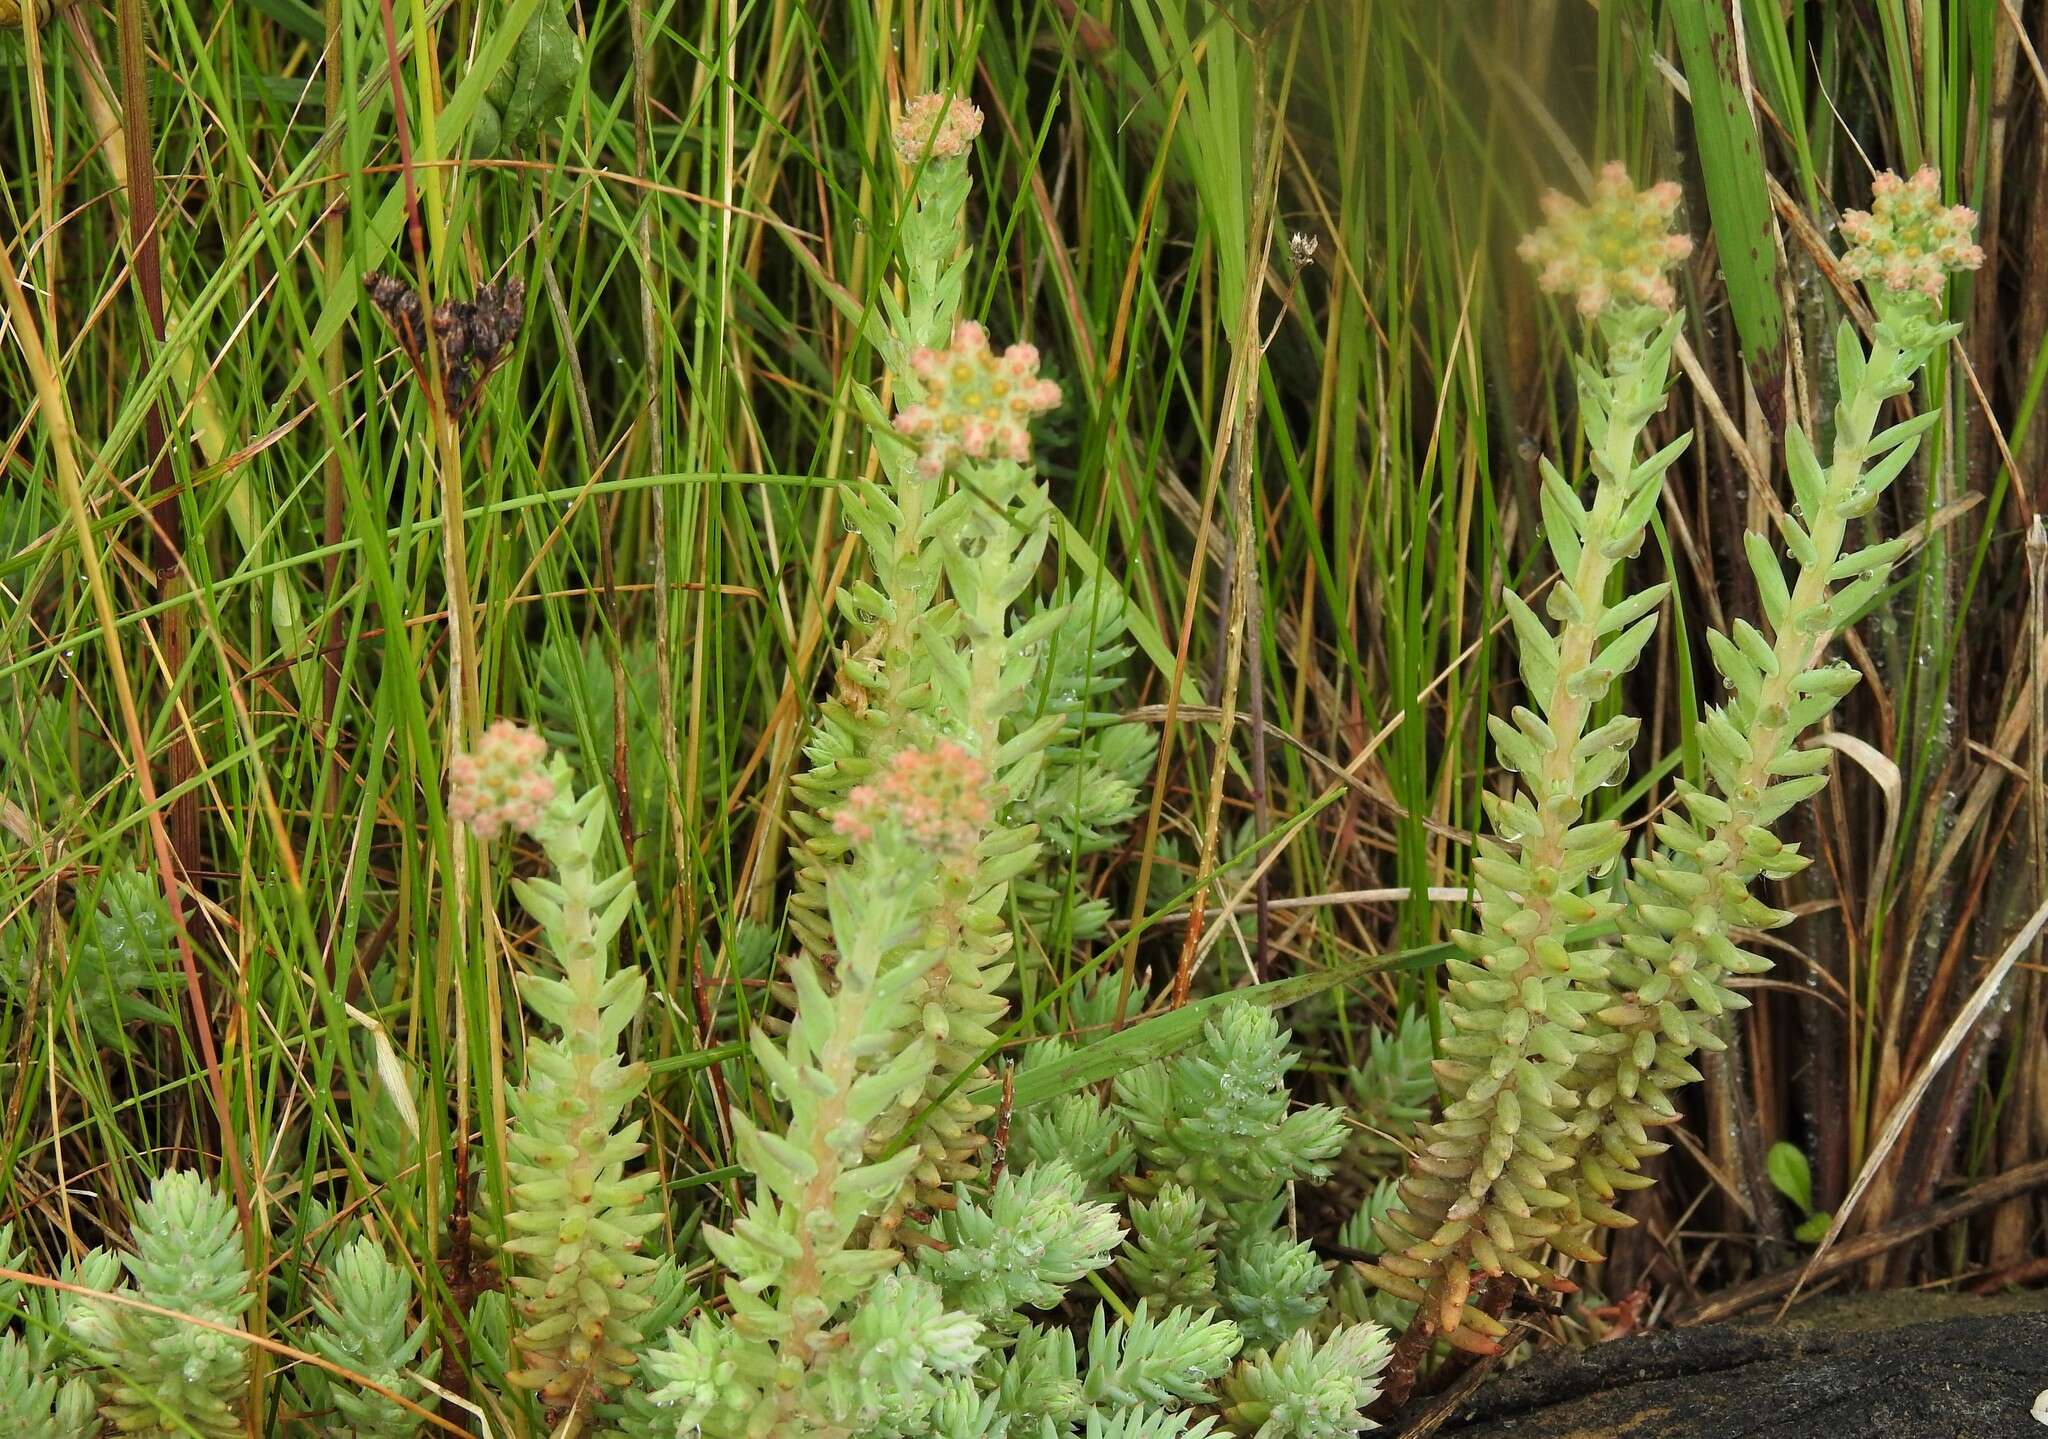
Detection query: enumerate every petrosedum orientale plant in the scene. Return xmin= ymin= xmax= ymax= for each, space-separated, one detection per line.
xmin=784 ymin=85 xmax=1152 ymax=1241
xmin=1361 ymin=164 xmax=1981 ymax=1353
xmin=629 ymin=91 xmax=1388 ymax=1438
xmin=451 ymin=718 xmax=665 ymax=1412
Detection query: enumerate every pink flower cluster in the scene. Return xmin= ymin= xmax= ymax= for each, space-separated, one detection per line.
xmin=893 ymin=321 xmax=1062 ymax=478
xmin=1517 ymin=162 xmax=1694 ymax=319
xmin=833 ymin=740 xmax=992 ymax=859
xmin=1838 ymin=167 xmax=1983 ymax=300
xmin=893 ymin=92 xmax=983 ymax=165
xmin=449 ymin=720 xmax=555 ymax=840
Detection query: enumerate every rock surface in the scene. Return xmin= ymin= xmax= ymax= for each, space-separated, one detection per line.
xmin=1418 ymin=1300 xmax=2048 ymax=1438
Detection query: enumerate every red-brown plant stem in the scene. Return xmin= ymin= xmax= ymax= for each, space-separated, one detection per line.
xmin=1376 ymin=1285 xmax=1444 ymax=1411
xmin=113 ymin=0 xmax=199 ymax=881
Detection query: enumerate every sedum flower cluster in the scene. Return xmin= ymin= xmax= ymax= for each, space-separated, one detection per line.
xmin=893 ymin=92 xmax=984 ymax=165
xmin=834 ymin=737 xmax=993 ymax=851
xmin=893 ymin=322 xmax=1065 ymax=477
xmin=1836 ymin=166 xmax=1984 ymax=300
xmin=1363 ymin=167 xmax=1980 ymax=1349
xmin=1515 ymin=162 xmax=1693 ymax=319
xmin=449 ymin=718 xmax=555 ymax=839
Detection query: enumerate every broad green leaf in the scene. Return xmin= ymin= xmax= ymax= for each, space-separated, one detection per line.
xmin=1669 ymin=0 xmax=1786 ymax=424
xmin=1766 ymin=1139 xmax=1815 ymax=1213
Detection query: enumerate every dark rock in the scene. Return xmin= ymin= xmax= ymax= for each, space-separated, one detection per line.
xmin=1419 ymin=1306 xmax=2048 ymax=1438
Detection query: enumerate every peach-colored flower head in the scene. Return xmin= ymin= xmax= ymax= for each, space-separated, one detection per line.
xmin=449 ymin=720 xmax=555 ymax=840
xmin=1517 ymin=162 xmax=1694 ymax=320
xmin=1838 ymin=167 xmax=1983 ymax=301
xmin=893 ymin=92 xmax=983 ymax=165
xmin=833 ymin=740 xmax=992 ymax=860
xmin=893 ymin=321 xmax=1062 ymax=478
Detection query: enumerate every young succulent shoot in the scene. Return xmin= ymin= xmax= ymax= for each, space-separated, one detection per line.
xmin=1558 ymin=172 xmax=1980 ymax=1242
xmin=1216 ymin=1218 xmax=1332 ymax=1351
xmin=81 ymin=1171 xmax=253 ymax=1439
xmin=451 ymin=721 xmax=664 ymax=1412
xmin=0 ymin=1223 xmax=98 ymax=1437
xmin=1007 ymin=590 xmax=1159 ymax=950
xmin=303 ymin=1238 xmax=440 ymax=1439
xmin=1117 ymin=1182 xmax=1221 ymax=1308
xmin=0 ymin=1336 xmax=64 ymax=1439
xmin=1346 ymin=1012 xmax=1436 ymax=1181
xmin=1364 ymin=165 xmax=1694 ymax=1342
xmin=914 ymin=1160 xmax=1126 ymax=1326
xmin=1012 ymin=1302 xmax=1243 ymax=1423
xmin=1009 ymin=1037 xmax=1138 ymax=1198
xmin=1113 ymin=1003 xmax=1348 ymax=1209
xmin=1218 ymin=1322 xmax=1393 ymax=1439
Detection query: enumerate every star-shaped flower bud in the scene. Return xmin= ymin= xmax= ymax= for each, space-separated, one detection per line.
xmin=893 ymin=92 xmax=984 ymax=165
xmin=449 ymin=720 xmax=555 ymax=840
xmin=1518 ymin=162 xmax=1694 ymax=321
xmin=834 ymin=740 xmax=991 ymax=861
xmin=1838 ymin=166 xmax=1983 ymax=301
xmin=892 ymin=321 xmax=1062 ymax=477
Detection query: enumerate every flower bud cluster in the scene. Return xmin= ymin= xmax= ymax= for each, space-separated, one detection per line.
xmin=1517 ymin=162 xmax=1693 ymax=319
xmin=893 ymin=92 xmax=983 ymax=164
xmin=1838 ymin=166 xmax=1984 ymax=300
xmin=449 ymin=719 xmax=554 ymax=839
xmin=833 ymin=738 xmax=993 ymax=859
xmin=892 ymin=321 xmax=1063 ymax=478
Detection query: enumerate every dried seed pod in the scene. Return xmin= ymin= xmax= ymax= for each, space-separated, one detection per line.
xmin=364 ymin=271 xmax=526 ymax=420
